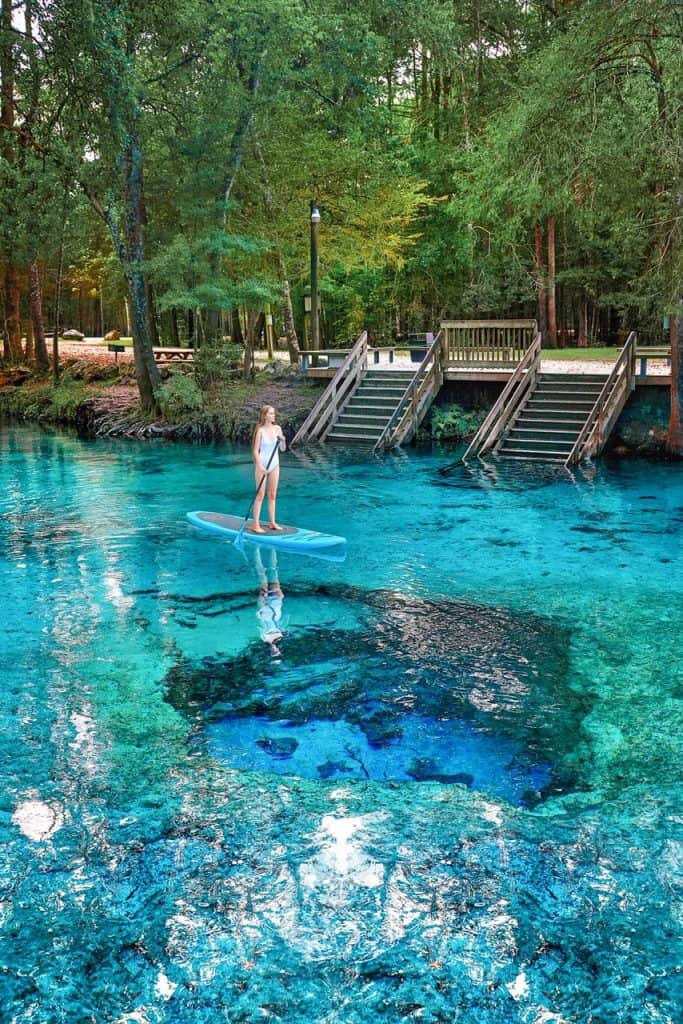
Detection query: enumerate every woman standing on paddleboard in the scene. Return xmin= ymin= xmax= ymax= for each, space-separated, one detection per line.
xmin=252 ymin=405 xmax=286 ymax=533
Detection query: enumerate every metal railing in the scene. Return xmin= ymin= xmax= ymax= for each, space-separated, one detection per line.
xmin=462 ymin=331 xmax=542 ymax=462
xmin=565 ymin=331 xmax=637 ymax=466
xmin=291 ymin=331 xmax=368 ymax=446
xmin=373 ymin=331 xmax=444 ymax=451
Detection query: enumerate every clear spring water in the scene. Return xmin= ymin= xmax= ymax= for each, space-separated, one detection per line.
xmin=1 ymin=423 xmax=681 ymax=1023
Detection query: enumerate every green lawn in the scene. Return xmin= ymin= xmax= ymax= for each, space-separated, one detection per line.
xmin=542 ymin=346 xmax=618 ymax=360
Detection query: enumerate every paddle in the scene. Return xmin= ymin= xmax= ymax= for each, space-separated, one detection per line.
xmin=234 ymin=439 xmax=280 ymax=547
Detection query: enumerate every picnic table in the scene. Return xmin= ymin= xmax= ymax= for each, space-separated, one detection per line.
xmin=152 ymin=347 xmax=195 ymax=364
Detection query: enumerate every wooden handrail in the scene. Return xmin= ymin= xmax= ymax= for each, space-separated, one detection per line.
xmin=565 ymin=331 xmax=637 ymax=466
xmin=291 ymin=330 xmax=368 ymax=446
xmin=442 ymin=319 xmax=537 ymax=365
xmin=462 ymin=332 xmax=542 ymax=462
xmin=374 ymin=331 xmax=444 ymax=451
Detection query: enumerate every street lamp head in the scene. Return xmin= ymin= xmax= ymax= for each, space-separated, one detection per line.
xmin=310 ymin=207 xmax=321 ymax=224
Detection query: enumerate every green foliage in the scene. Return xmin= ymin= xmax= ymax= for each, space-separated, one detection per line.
xmin=0 ymin=375 xmax=90 ymax=424
xmin=430 ymin=403 xmax=486 ymax=442
xmin=2 ymin=0 xmax=681 ymax=359
xmin=193 ymin=343 xmax=244 ymax=389
xmin=157 ymin=371 xmax=204 ymax=423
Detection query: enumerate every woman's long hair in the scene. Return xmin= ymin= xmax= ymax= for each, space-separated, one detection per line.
xmin=253 ymin=405 xmax=274 ymax=445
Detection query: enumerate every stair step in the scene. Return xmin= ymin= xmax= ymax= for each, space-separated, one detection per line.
xmin=328 ymin=423 xmax=383 ymax=437
xmin=365 ymin=372 xmax=414 ymax=380
xmin=327 ymin=432 xmax=379 ymax=445
xmin=336 ymin=413 xmax=390 ymax=425
xmin=518 ymin=411 xmax=587 ymax=422
xmin=540 ymin=373 xmax=609 ymax=383
xmin=344 ymin=401 xmax=397 ymax=413
xmin=534 ymin=386 xmax=603 ymax=398
xmin=497 ymin=452 xmax=567 ymax=463
xmin=356 ymin=383 xmax=407 ymax=393
xmin=527 ymin=400 xmax=594 ymax=411
xmin=507 ymin=428 xmax=579 ymax=443
xmin=499 ymin=443 xmax=573 ymax=456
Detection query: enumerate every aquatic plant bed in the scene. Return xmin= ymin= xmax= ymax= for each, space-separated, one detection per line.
xmin=1 ymin=426 xmax=681 ymax=1023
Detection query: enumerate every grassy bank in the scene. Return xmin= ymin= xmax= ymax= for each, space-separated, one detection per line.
xmin=0 ymin=360 xmax=323 ymax=441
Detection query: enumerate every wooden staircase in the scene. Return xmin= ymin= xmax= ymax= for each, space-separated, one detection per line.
xmin=463 ymin=331 xmax=637 ymax=467
xmin=495 ymin=373 xmax=610 ymax=462
xmin=293 ymin=330 xmax=444 ymax=453
xmin=326 ymin=369 xmax=417 ymax=447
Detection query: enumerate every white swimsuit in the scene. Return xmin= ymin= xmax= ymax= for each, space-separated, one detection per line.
xmin=258 ymin=433 xmax=280 ymax=472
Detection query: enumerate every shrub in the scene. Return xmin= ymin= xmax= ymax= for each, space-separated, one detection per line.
xmin=194 ymin=342 xmax=243 ymax=388
xmin=157 ymin=370 xmax=204 ymax=422
xmin=430 ymin=404 xmax=486 ymax=441
xmin=50 ymin=374 xmax=90 ymax=421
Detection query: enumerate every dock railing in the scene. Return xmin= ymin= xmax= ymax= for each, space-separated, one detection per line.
xmin=442 ymin=319 xmax=537 ymax=367
xmin=565 ymin=331 xmax=637 ymax=466
xmin=374 ymin=331 xmax=444 ymax=452
xmin=462 ymin=331 xmax=542 ymax=462
xmin=291 ymin=330 xmax=368 ymax=446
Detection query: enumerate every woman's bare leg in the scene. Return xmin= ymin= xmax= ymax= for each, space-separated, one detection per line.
xmin=252 ymin=468 xmax=267 ymax=532
xmin=267 ymin=466 xmax=281 ymax=528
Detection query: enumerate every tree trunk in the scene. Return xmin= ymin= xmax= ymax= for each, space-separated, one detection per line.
xmin=667 ymin=311 xmax=682 ymax=456
xmin=29 ymin=260 xmax=49 ymax=370
xmin=52 ymin=222 xmax=65 ymax=381
xmin=577 ymin=293 xmax=589 ymax=348
xmin=170 ymin=307 xmax=180 ymax=346
xmin=534 ymin=223 xmax=548 ymax=344
xmin=242 ymin=309 xmax=262 ymax=380
xmin=3 ymin=265 xmax=23 ymax=361
xmin=121 ymin=136 xmax=160 ymax=411
xmin=547 ymin=214 xmax=558 ymax=348
xmin=278 ymin=253 xmax=300 ymax=365
xmin=1 ymin=0 xmax=22 ymax=362
xmin=25 ymin=318 xmax=34 ymax=361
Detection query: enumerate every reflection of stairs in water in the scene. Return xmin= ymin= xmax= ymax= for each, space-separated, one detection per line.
xmin=496 ymin=373 xmax=609 ymax=463
xmin=326 ymin=369 xmax=417 ymax=447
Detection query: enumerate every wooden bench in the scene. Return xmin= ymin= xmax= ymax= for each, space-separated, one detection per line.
xmin=635 ymin=345 xmax=671 ymax=377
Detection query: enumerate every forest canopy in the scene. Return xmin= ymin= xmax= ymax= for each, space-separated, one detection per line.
xmin=1 ymin=0 xmax=681 ymax=406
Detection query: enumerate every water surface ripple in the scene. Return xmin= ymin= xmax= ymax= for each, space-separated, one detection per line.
xmin=1 ymin=426 xmax=681 ymax=1023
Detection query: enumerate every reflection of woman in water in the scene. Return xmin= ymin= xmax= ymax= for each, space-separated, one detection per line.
xmin=255 ymin=548 xmax=284 ymax=656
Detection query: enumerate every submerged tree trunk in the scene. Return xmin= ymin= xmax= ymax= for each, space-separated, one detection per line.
xmin=29 ymin=260 xmax=49 ymax=370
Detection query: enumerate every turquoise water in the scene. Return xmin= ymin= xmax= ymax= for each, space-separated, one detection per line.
xmin=1 ymin=423 xmax=681 ymax=1023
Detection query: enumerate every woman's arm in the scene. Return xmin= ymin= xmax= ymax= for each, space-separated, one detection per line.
xmin=277 ymin=426 xmax=286 ymax=451
xmin=253 ymin=427 xmax=266 ymax=471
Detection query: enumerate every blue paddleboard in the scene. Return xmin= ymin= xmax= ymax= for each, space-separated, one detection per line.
xmin=187 ymin=511 xmax=346 ymax=553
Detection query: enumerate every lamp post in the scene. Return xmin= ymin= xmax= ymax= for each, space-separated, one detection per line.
xmin=310 ymin=202 xmax=320 ymax=351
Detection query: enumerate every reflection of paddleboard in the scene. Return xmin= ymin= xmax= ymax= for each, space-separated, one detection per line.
xmin=187 ymin=511 xmax=347 ymax=556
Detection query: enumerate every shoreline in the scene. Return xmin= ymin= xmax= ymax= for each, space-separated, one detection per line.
xmin=0 ymin=343 xmax=673 ymax=454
